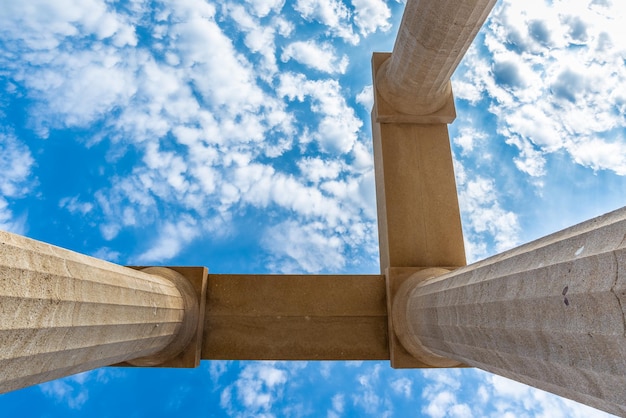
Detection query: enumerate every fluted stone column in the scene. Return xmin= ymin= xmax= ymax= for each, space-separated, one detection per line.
xmin=0 ymin=230 xmax=198 ymax=393
xmin=392 ymin=207 xmax=626 ymax=416
xmin=376 ymin=0 xmax=496 ymax=115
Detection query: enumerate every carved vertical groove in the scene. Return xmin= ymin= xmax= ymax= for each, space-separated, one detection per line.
xmin=395 ymin=207 xmax=626 ymax=416
xmin=376 ymin=0 xmax=497 ymax=115
xmin=0 ymin=231 xmax=190 ymax=393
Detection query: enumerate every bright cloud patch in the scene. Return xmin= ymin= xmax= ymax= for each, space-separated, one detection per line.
xmin=294 ymin=0 xmax=359 ymax=44
xmin=421 ymin=369 xmax=614 ymax=417
xmin=281 ymin=40 xmax=349 ymax=74
xmin=351 ymin=0 xmax=392 ymax=36
xmin=0 ymin=134 xmax=34 ymax=234
xmin=278 ymin=72 xmax=362 ymax=154
xmin=457 ymin=0 xmax=626 ymax=178
xmin=39 ymin=369 xmax=117 ymax=410
xmin=220 ymin=363 xmax=289 ymax=415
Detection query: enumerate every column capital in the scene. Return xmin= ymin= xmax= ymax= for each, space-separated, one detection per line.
xmin=394 ymin=207 xmax=626 ymax=416
xmin=372 ymin=0 xmax=497 ymax=122
xmin=384 ymin=267 xmax=464 ymax=369
xmin=373 ymin=52 xmax=457 ymax=124
xmin=123 ymin=266 xmax=207 ymax=368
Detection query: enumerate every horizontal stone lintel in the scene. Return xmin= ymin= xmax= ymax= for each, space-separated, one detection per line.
xmin=202 ymin=274 xmax=390 ymax=361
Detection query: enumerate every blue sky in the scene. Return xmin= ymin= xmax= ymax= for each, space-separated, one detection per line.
xmin=0 ymin=0 xmax=625 ymax=416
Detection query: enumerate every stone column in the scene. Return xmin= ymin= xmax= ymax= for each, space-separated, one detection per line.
xmin=0 ymin=230 xmax=198 ymax=393
xmin=376 ymin=0 xmax=496 ymax=115
xmin=372 ymin=0 xmax=498 ymax=272
xmin=392 ymin=207 xmax=626 ymax=416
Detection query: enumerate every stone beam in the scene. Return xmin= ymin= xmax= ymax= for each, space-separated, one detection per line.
xmin=392 ymin=206 xmax=626 ymax=416
xmin=376 ymin=0 xmax=497 ymax=117
xmin=0 ymin=231 xmax=204 ymax=393
xmin=201 ymin=274 xmax=388 ymax=360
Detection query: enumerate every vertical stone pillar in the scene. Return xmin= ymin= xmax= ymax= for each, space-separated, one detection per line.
xmin=392 ymin=207 xmax=626 ymax=416
xmin=372 ymin=113 xmax=466 ymax=271
xmin=376 ymin=0 xmax=497 ymax=115
xmin=372 ymin=0 xmax=499 ymax=271
xmin=0 ymin=230 xmax=199 ymax=393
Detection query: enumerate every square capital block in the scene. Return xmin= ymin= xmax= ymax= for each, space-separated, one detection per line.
xmin=385 ymin=267 xmax=467 ymax=369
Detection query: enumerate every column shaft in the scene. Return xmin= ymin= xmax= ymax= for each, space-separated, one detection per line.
xmin=393 ymin=207 xmax=626 ymax=416
xmin=376 ymin=0 xmax=496 ymax=115
xmin=0 ymin=231 xmax=196 ymax=393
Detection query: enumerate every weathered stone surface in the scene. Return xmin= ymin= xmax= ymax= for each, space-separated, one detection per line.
xmin=372 ymin=115 xmax=466 ymax=272
xmin=202 ymin=274 xmax=388 ymax=360
xmin=375 ymin=0 xmax=497 ymax=116
xmin=0 ymin=231 xmax=197 ymax=393
xmin=393 ymin=207 xmax=626 ymax=416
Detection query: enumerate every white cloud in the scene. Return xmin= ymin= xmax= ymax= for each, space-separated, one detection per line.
xmin=0 ymin=134 xmax=34 ymax=234
xmin=459 ymin=176 xmax=520 ymax=255
xmin=505 ymin=135 xmax=547 ymax=178
xmin=569 ymin=138 xmax=626 ymax=175
xmin=220 ymin=362 xmax=289 ymax=416
xmin=452 ymin=153 xmax=521 ymax=262
xmin=297 ymin=157 xmax=342 ymax=183
xmin=262 ymin=221 xmax=346 ymax=273
xmin=356 ymin=85 xmax=374 ymax=111
xmin=0 ymin=134 xmax=34 ymax=198
xmin=16 ymin=48 xmax=137 ymax=135
xmin=421 ymin=369 xmax=462 ymax=392
xmin=294 ymin=0 xmax=359 ymax=44
xmin=424 ymin=391 xmax=460 ymax=418
xmin=331 ymin=393 xmax=344 ymax=413
xmin=281 ymin=41 xmax=349 ymax=74
xmin=90 ymin=247 xmax=121 ymax=262
xmin=352 ymin=364 xmax=386 ymax=415
xmin=456 ymin=0 xmax=626 ymax=178
xmin=351 ymin=0 xmax=392 ymax=36
xmin=420 ymin=369 xmax=615 ymax=418
xmin=477 ymin=370 xmax=615 ymax=417
xmin=1 ymin=0 xmax=377 ymax=276
xmin=59 ymin=196 xmax=94 ymax=215
xmin=38 ymin=369 xmax=114 ymax=409
xmin=209 ymin=360 xmax=231 ymax=384
xmin=227 ymin=5 xmax=281 ymax=77
xmin=135 ymin=216 xmax=200 ymax=263
xmin=279 ymin=72 xmax=362 ymax=154
xmin=453 ymin=126 xmax=487 ymax=156
xmin=170 ymin=13 xmax=265 ymax=114
xmin=390 ymin=377 xmax=412 ymax=398
xmin=0 ymin=198 xmax=26 ymax=235
xmin=40 ymin=380 xmax=89 ymax=409
xmin=244 ymin=0 xmax=285 ymax=18
xmin=0 ymin=0 xmax=137 ymax=50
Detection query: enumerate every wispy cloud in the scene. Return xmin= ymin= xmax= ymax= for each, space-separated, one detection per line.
xmin=420 ymin=369 xmax=614 ymax=417
xmin=281 ymin=40 xmax=349 ymax=74
xmin=294 ymin=0 xmax=359 ymax=44
xmin=351 ymin=0 xmax=392 ymax=36
xmin=0 ymin=133 xmax=34 ymax=234
xmin=39 ymin=369 xmax=117 ymax=410
xmin=220 ymin=362 xmax=289 ymax=417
